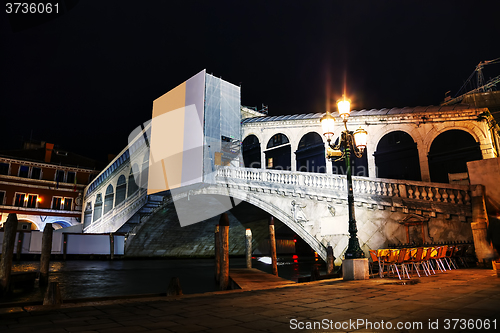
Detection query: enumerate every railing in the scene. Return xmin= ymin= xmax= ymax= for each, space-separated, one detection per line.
xmin=216 ymin=167 xmax=471 ymax=205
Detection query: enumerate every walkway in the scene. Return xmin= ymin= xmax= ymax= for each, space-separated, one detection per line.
xmin=0 ymin=268 xmax=499 ymax=332
xmin=230 ymin=268 xmax=296 ymax=290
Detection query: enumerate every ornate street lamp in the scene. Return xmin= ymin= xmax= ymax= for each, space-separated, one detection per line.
xmin=321 ymin=95 xmax=367 ymax=259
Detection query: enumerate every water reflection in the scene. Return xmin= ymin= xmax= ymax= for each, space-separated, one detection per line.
xmin=4 ymin=255 xmax=326 ymax=304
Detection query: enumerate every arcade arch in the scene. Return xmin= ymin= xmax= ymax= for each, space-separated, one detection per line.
xmin=295 ymin=132 xmax=326 ymax=173
xmin=265 ymin=133 xmax=291 ymax=170
xmin=242 ymin=135 xmax=261 ymax=168
xmin=427 ymin=129 xmax=482 ymax=183
xmin=374 ymin=131 xmax=421 ymax=181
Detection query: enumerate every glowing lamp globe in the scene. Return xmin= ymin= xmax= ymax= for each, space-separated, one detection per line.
xmin=353 ymin=127 xmax=368 ymax=152
xmin=320 ymin=112 xmax=335 ymax=142
xmin=337 ymin=97 xmax=351 ymax=120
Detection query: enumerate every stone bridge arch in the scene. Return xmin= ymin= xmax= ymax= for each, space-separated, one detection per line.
xmin=178 ymin=185 xmax=329 ymax=260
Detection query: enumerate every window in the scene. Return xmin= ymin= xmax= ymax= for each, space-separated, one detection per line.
xmin=31 ymin=167 xmax=42 ymax=179
xmin=0 ymin=191 xmax=5 ymax=205
xmin=128 ymin=167 xmax=139 ymax=196
xmin=103 ymin=185 xmax=114 ymax=215
xmin=19 ymin=165 xmax=29 ymax=178
xmin=52 ymin=197 xmax=62 ymax=210
xmin=67 ymin=171 xmax=76 ymax=184
xmin=83 ymin=203 xmax=92 ymax=228
xmin=93 ymin=194 xmax=103 ymax=221
xmin=22 ymin=224 xmax=29 ymax=230
xmin=55 ymin=170 xmax=65 ymax=182
xmin=14 ymin=193 xmax=26 ymax=207
xmin=26 ymin=194 xmax=38 ymax=208
xmin=0 ymin=163 xmax=9 ymax=175
xmin=267 ymin=158 xmax=273 ymax=168
xmin=115 ymin=175 xmax=127 ymax=206
xmin=63 ymin=197 xmax=73 ymax=210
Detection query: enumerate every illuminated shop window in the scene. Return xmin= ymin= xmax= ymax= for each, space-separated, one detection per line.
xmin=63 ymin=197 xmax=73 ymax=210
xmin=52 ymin=197 xmax=63 ymax=210
xmin=14 ymin=193 xmax=26 ymax=207
xmin=26 ymin=194 xmax=38 ymax=208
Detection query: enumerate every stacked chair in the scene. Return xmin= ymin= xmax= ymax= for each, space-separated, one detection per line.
xmin=370 ymin=244 xmax=465 ymax=280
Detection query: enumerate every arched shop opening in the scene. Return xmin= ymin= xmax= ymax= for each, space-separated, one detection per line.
xmin=374 ymin=131 xmax=421 ymax=181
xmin=295 ymin=132 xmax=326 ymax=173
xmin=242 ymin=135 xmax=261 ymax=168
xmin=428 ymin=129 xmax=482 ymax=183
xmin=265 ymin=133 xmax=291 ymax=170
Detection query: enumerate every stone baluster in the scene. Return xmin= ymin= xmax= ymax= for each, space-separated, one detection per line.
xmin=387 ymin=183 xmax=393 ymax=196
xmin=394 ymin=184 xmax=400 ymax=197
xmin=449 ymin=190 xmax=456 ymax=204
xmin=381 ymin=182 xmax=387 ymax=196
xmin=421 ymin=187 xmax=428 ymax=200
xmin=427 ymin=187 xmax=434 ymax=201
xmin=442 ymin=189 xmax=449 ymax=203
xmin=413 ymin=186 xmax=420 ymax=199
xmin=457 ymin=190 xmax=463 ymax=204
xmin=408 ymin=186 xmax=414 ymax=199
xmin=434 ymin=188 xmax=441 ymax=202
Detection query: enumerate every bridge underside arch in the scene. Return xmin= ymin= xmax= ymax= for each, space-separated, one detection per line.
xmin=124 ymin=190 xmax=328 ymax=261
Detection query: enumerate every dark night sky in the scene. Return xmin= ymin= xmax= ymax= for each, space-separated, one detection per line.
xmin=1 ymin=0 xmax=500 ymax=163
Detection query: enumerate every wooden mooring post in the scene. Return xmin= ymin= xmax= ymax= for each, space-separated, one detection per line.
xmin=167 ymin=277 xmax=183 ymax=296
xmin=109 ymin=232 xmax=115 ymax=260
xmin=39 ymin=224 xmax=54 ymax=287
xmin=219 ymin=213 xmax=229 ymax=290
xmin=214 ymin=224 xmax=220 ymax=283
xmin=326 ymin=245 xmax=335 ymax=274
xmin=0 ymin=213 xmax=18 ymax=296
xmin=43 ymin=282 xmax=62 ymax=306
xmin=245 ymin=228 xmax=252 ymax=268
xmin=269 ymin=216 xmax=278 ymax=276
xmin=16 ymin=232 xmax=24 ymax=261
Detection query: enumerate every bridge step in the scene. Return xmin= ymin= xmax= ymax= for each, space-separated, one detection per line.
xmin=229 ymin=268 xmax=295 ymax=290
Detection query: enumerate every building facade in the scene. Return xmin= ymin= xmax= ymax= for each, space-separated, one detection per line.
xmin=0 ymin=142 xmax=101 ymax=231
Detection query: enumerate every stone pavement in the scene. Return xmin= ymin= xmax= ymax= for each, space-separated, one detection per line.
xmin=0 ymin=268 xmax=499 ymax=333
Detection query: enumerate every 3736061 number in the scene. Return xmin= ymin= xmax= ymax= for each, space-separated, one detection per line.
xmin=6 ymin=3 xmax=59 ymax=14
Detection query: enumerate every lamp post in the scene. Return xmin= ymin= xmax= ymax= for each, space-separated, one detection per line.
xmin=321 ymin=96 xmax=367 ymax=259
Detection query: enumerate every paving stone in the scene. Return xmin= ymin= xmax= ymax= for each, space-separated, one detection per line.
xmin=0 ymin=269 xmax=498 ymax=332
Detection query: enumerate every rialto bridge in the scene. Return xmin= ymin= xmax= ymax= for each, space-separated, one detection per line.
xmin=81 ymin=102 xmax=498 ymax=264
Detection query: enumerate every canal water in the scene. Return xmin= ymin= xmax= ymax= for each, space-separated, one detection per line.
xmin=4 ymin=255 xmax=328 ymax=304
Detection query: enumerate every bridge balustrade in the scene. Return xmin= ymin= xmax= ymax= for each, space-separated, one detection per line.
xmin=216 ymin=166 xmax=471 ymax=206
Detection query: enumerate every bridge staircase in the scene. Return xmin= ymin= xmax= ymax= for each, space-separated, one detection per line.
xmin=84 ymin=188 xmax=165 ymax=234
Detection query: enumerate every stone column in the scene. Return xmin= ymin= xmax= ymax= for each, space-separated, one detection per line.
xmin=417 ymin=144 xmax=431 ymax=182
xmin=366 ymin=145 xmax=376 ymax=178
